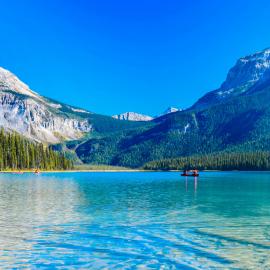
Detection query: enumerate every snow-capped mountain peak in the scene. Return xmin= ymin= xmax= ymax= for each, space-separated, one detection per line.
xmin=112 ymin=112 xmax=153 ymax=121
xmin=220 ymin=47 xmax=270 ymax=92
xmin=163 ymin=107 xmax=181 ymax=115
xmin=192 ymin=47 xmax=270 ymax=109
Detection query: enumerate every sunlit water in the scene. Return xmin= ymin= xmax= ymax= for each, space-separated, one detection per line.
xmin=0 ymin=172 xmax=269 ymax=269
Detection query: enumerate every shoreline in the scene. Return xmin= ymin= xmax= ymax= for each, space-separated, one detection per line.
xmin=0 ymin=169 xmax=145 ymax=173
xmin=0 ymin=169 xmax=269 ymax=173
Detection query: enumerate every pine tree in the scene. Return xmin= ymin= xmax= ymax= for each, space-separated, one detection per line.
xmin=0 ymin=130 xmax=73 ymax=171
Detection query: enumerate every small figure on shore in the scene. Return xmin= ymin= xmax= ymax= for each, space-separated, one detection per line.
xmin=34 ymin=169 xmax=40 ymax=175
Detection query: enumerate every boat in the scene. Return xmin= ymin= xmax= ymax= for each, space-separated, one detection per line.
xmin=34 ymin=169 xmax=41 ymax=175
xmin=181 ymin=170 xmax=199 ymax=177
xmin=181 ymin=173 xmax=199 ymax=177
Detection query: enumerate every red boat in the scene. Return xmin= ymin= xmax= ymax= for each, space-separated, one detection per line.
xmin=181 ymin=170 xmax=199 ymax=177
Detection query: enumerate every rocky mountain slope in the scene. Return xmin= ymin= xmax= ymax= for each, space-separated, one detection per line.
xmin=0 ymin=67 xmax=91 ymax=143
xmin=192 ymin=48 xmax=270 ymax=110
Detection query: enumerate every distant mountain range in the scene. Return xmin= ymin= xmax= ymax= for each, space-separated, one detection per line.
xmin=2 ymin=47 xmax=270 ymax=167
xmin=112 ymin=107 xmax=181 ymax=121
xmin=112 ymin=112 xmax=153 ymax=121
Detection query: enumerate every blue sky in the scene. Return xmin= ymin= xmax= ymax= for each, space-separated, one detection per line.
xmin=1 ymin=0 xmax=270 ymax=116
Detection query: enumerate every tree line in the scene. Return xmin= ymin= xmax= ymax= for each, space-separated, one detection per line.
xmin=0 ymin=129 xmax=73 ymax=170
xmin=143 ymin=151 xmax=270 ymax=171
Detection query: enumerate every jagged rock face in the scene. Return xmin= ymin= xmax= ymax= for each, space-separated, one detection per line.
xmin=193 ymin=48 xmax=270 ymax=109
xmin=221 ymin=49 xmax=270 ymax=91
xmin=0 ymin=67 xmax=40 ymax=98
xmin=112 ymin=112 xmax=153 ymax=121
xmin=0 ymin=67 xmax=91 ymax=143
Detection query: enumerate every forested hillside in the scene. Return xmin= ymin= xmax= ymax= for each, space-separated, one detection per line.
xmin=0 ymin=129 xmax=73 ymax=170
xmin=73 ymin=86 xmax=270 ymax=167
xmin=143 ymin=152 xmax=270 ymax=171
xmin=72 ymin=48 xmax=270 ymax=168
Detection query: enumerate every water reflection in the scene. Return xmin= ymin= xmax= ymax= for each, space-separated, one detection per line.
xmin=0 ymin=173 xmax=83 ymax=268
xmin=184 ymin=176 xmax=198 ymax=192
xmin=194 ymin=177 xmax=198 ymax=192
xmin=0 ymin=172 xmax=269 ymax=269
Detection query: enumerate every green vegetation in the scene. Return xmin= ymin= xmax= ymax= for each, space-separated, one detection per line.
xmin=73 ymin=86 xmax=270 ymax=168
xmin=143 ymin=151 xmax=270 ymax=171
xmin=86 ymin=113 xmax=152 ymax=134
xmin=74 ymin=164 xmax=132 ymax=171
xmin=52 ymin=113 xmax=152 ymax=167
xmin=0 ymin=129 xmax=73 ymax=170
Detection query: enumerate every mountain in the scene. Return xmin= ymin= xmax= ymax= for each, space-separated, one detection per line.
xmin=112 ymin=112 xmax=153 ymax=121
xmin=112 ymin=107 xmax=181 ymax=122
xmin=162 ymin=107 xmax=181 ymax=115
xmin=74 ymin=47 xmax=270 ymax=167
xmin=0 ymin=66 xmax=151 ymax=155
xmin=192 ymin=48 xmax=270 ymax=110
xmin=3 ymin=47 xmax=270 ymax=168
xmin=0 ymin=67 xmax=92 ymax=143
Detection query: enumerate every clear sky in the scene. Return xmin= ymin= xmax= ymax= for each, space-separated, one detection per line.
xmin=1 ymin=0 xmax=270 ymax=116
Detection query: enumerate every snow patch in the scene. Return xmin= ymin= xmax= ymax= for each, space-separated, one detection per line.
xmin=184 ymin=123 xmax=190 ymax=133
xmin=71 ymin=108 xmax=90 ymax=113
xmin=49 ymin=103 xmax=62 ymax=109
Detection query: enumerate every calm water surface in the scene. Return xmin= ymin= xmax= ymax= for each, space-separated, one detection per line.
xmin=0 ymin=172 xmax=269 ymax=269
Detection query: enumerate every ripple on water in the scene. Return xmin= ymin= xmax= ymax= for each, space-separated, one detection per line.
xmin=0 ymin=172 xmax=270 ymax=269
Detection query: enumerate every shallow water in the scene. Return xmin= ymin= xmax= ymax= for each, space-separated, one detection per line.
xmin=0 ymin=172 xmax=269 ymax=269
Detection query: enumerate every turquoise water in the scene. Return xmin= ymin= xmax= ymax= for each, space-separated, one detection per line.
xmin=0 ymin=172 xmax=270 ymax=269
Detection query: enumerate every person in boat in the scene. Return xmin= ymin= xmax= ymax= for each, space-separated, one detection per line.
xmin=182 ymin=170 xmax=189 ymax=176
xmin=181 ymin=169 xmax=199 ymax=176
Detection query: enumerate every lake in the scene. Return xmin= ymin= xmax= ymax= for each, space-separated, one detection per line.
xmin=0 ymin=172 xmax=269 ymax=269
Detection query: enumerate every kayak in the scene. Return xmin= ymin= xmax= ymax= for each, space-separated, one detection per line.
xmin=181 ymin=174 xmax=199 ymax=177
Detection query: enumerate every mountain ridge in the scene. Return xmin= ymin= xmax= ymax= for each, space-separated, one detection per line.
xmin=2 ymin=47 xmax=270 ymax=167
xmin=74 ymin=47 xmax=270 ymax=167
xmin=192 ymin=47 xmax=270 ymax=110
xmin=0 ymin=67 xmax=92 ymax=143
